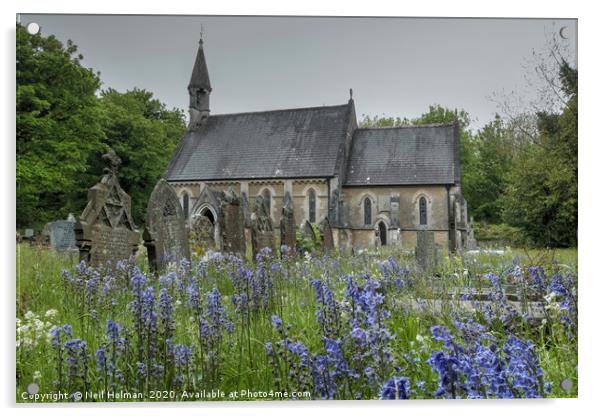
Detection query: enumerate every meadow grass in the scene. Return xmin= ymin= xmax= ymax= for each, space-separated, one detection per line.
xmin=15 ymin=243 xmax=577 ymax=401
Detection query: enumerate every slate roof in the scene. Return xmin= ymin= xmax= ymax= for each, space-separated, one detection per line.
xmin=344 ymin=123 xmax=459 ymax=186
xmin=188 ymin=40 xmax=211 ymax=90
xmin=164 ymin=103 xmax=351 ymax=181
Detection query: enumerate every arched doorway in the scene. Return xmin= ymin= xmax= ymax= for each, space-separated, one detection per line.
xmin=377 ymin=221 xmax=387 ymax=246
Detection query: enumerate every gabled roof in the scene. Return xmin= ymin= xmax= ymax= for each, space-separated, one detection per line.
xmin=188 ymin=40 xmax=211 ymax=90
xmin=344 ymin=123 xmax=459 ymax=186
xmin=164 ymin=103 xmax=351 ymax=181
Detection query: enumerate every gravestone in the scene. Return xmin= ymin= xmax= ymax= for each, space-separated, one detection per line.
xmin=24 ymin=229 xmax=34 ymax=239
xmin=415 ymin=230 xmax=437 ymax=272
xmin=218 ymin=188 xmax=246 ymax=256
xmin=279 ymin=192 xmax=296 ymax=253
xmin=251 ymin=194 xmax=275 ymax=258
xmin=74 ymin=149 xmax=140 ymax=268
xmin=190 ymin=214 xmax=215 ymax=252
xmin=319 ymin=217 xmax=334 ymax=251
xmin=48 ymin=220 xmax=77 ymax=252
xmin=302 ymin=220 xmax=316 ymax=243
xmin=466 ymin=222 xmax=477 ymax=250
xmin=143 ymin=179 xmax=190 ymax=271
xmin=338 ymin=229 xmax=349 ymax=252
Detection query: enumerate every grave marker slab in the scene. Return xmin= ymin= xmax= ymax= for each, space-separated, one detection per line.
xmin=219 ymin=188 xmax=246 ymax=256
xmin=251 ymin=194 xmax=275 ymax=258
xmin=302 ymin=220 xmax=316 ymax=243
xmin=319 ymin=217 xmax=334 ymax=251
xmin=48 ymin=220 xmax=77 ymax=252
xmin=416 ymin=230 xmax=437 ymax=272
xmin=143 ymin=179 xmax=190 ymax=271
xmin=279 ymin=192 xmax=296 ymax=254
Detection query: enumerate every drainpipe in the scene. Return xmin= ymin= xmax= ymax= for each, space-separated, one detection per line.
xmin=446 ymin=185 xmax=452 ymax=253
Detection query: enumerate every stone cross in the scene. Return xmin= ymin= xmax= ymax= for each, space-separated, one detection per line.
xmin=75 ymin=149 xmax=140 ymax=269
xmin=143 ymin=179 xmax=190 ymax=272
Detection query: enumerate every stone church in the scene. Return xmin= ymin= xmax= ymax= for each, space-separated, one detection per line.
xmin=163 ymin=38 xmax=470 ymax=251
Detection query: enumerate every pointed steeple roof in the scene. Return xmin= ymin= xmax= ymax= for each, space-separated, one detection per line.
xmin=188 ymin=38 xmax=211 ymax=90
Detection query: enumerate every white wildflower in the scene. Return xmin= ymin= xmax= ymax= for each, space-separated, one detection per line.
xmin=45 ymin=309 xmax=58 ymax=318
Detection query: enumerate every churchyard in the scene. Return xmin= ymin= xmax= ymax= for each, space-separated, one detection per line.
xmin=16 ymin=156 xmax=578 ymax=401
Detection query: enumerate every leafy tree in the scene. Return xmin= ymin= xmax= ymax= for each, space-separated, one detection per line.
xmin=16 ymin=24 xmax=105 ymax=228
xmin=17 ymin=25 xmax=186 ymax=229
xmin=501 ymin=60 xmax=577 ymax=247
xmin=469 ymin=115 xmax=514 ymax=223
xmin=97 ymin=88 xmax=186 ymax=225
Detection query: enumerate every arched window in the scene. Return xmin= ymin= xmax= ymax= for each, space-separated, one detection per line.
xmin=308 ymin=189 xmax=316 ymax=223
xmin=262 ymin=189 xmax=271 ymax=215
xmin=364 ymin=198 xmax=372 ymax=225
xmin=182 ymin=192 xmax=189 ymax=220
xmin=419 ymin=197 xmax=427 ymax=225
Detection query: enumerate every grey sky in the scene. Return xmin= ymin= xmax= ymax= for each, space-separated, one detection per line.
xmin=19 ymin=14 xmax=577 ymax=130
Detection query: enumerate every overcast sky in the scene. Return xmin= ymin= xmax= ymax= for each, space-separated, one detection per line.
xmin=18 ymin=14 xmax=577 ymax=130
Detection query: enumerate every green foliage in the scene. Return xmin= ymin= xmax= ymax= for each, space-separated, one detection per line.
xmin=17 ymin=24 xmax=105 ymax=228
xmin=295 ymin=224 xmax=322 ymax=253
xmin=16 ymin=24 xmax=186 ymax=229
xmin=97 ymin=89 xmax=186 ymax=225
xmin=501 ymin=61 xmax=577 ymax=247
xmin=472 ymin=222 xmax=525 ymax=247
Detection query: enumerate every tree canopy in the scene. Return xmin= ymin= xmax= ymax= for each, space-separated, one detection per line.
xmin=16 ymin=24 xmax=185 ymax=229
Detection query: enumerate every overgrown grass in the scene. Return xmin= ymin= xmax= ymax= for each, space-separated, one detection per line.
xmin=15 ymin=244 xmax=577 ymax=401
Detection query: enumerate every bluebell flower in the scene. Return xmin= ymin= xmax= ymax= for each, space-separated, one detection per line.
xmin=380 ymin=376 xmax=410 ymax=399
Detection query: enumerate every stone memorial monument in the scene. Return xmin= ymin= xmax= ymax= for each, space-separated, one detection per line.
xmin=251 ymin=194 xmax=275 ymax=258
xmin=48 ymin=220 xmax=77 ymax=252
xmin=143 ymin=179 xmax=190 ymax=271
xmin=302 ymin=220 xmax=316 ymax=243
xmin=218 ymin=188 xmax=246 ymax=256
xmin=190 ymin=214 xmax=216 ymax=252
xmin=279 ymin=192 xmax=296 ymax=254
xmin=415 ymin=229 xmax=437 ymax=272
xmin=74 ymin=149 xmax=140 ymax=268
xmin=319 ymin=217 xmax=334 ymax=251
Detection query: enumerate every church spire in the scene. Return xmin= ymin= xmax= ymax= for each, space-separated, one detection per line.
xmin=188 ymin=33 xmax=212 ymax=129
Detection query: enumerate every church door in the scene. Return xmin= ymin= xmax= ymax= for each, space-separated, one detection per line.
xmin=378 ymin=222 xmax=387 ymax=246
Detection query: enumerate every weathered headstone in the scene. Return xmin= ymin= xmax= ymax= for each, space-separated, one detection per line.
xmin=319 ymin=217 xmax=334 ymax=251
xmin=24 ymin=229 xmax=34 ymax=239
xmin=251 ymin=194 xmax=275 ymax=258
xmin=338 ymin=229 xmax=349 ymax=252
xmin=218 ymin=188 xmax=246 ymax=256
xmin=302 ymin=220 xmax=316 ymax=243
xmin=415 ymin=230 xmax=437 ymax=272
xmin=190 ymin=214 xmax=215 ymax=252
xmin=143 ymin=179 xmax=190 ymax=271
xmin=48 ymin=220 xmax=77 ymax=252
xmin=75 ymin=149 xmax=140 ymax=268
xmin=466 ymin=221 xmax=477 ymax=250
xmin=279 ymin=192 xmax=296 ymax=254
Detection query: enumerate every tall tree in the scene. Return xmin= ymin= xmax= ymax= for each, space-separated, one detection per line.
xmin=501 ymin=60 xmax=577 ymax=247
xmin=16 ymin=24 xmax=106 ymax=229
xmin=97 ymin=88 xmax=186 ymax=225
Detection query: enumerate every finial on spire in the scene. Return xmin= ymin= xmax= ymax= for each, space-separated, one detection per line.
xmin=199 ymin=25 xmax=204 ymax=43
xmin=349 ymin=88 xmax=353 ymax=100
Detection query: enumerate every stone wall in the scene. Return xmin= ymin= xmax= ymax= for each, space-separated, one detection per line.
xmin=168 ymin=180 xmax=456 ymax=249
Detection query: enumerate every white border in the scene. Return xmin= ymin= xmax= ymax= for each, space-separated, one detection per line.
xmin=3 ymin=2 xmax=598 ymax=416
